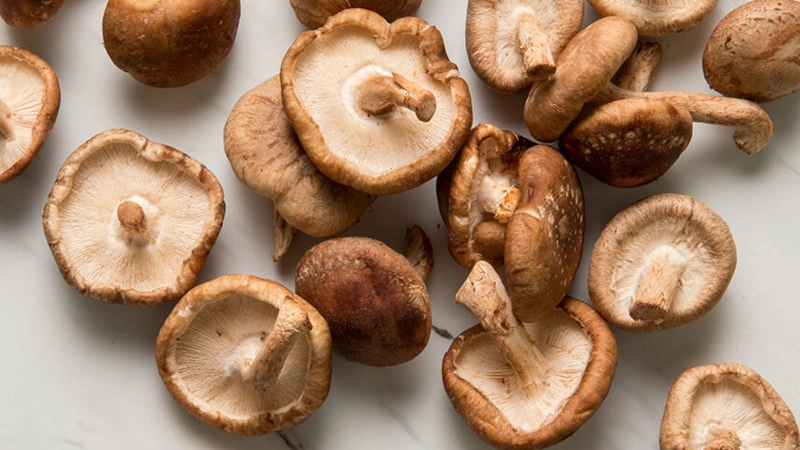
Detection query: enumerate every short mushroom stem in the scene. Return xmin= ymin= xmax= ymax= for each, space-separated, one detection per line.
xmin=0 ymin=100 xmax=15 ymax=140
xmin=359 ymin=72 xmax=437 ymax=122
xmin=629 ymin=245 xmax=687 ymax=321
xmin=240 ymin=297 xmax=312 ymax=391
xmin=272 ymin=207 xmax=296 ymax=262
xmin=706 ymin=429 xmax=742 ymax=450
xmin=516 ymin=13 xmax=556 ymax=80
xmin=478 ymin=177 xmax=521 ymax=224
xmin=403 ymin=225 xmax=434 ymax=282
xmin=117 ymin=200 xmax=148 ymax=234
xmin=593 ymin=84 xmax=773 ymax=155
xmin=614 ymin=40 xmax=663 ymax=92
xmin=456 ymin=261 xmax=547 ymax=399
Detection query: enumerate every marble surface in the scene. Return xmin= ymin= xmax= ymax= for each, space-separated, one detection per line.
xmin=1 ymin=1 xmax=798 ymax=449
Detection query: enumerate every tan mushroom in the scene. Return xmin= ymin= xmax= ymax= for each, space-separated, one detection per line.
xmin=224 ymin=75 xmax=375 ymax=261
xmin=505 ymin=144 xmax=584 ymax=323
xmin=436 ymin=123 xmax=534 ymax=268
xmin=443 ymin=261 xmax=617 ymax=450
xmin=703 ymin=0 xmax=800 ymax=103
xmin=614 ymin=40 xmax=663 ymax=92
xmin=290 ymin=0 xmax=422 ymax=29
xmin=295 ymin=226 xmax=432 ymax=367
xmin=281 ymin=8 xmax=473 ymax=195
xmin=0 ymin=46 xmax=60 ymax=184
xmin=0 ymin=0 xmax=64 ymax=27
xmin=156 ymin=274 xmax=332 ymax=435
xmin=588 ymin=193 xmax=736 ymax=332
xmin=102 ymin=0 xmax=241 ymax=88
xmin=465 ymin=0 xmax=585 ymax=92
xmin=587 ymin=0 xmax=718 ymax=37
xmin=43 ymin=129 xmax=225 ymax=306
xmin=661 ymin=363 xmax=799 ymax=450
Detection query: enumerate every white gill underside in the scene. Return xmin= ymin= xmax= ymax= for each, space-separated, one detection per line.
xmin=57 ymin=143 xmax=209 ymax=291
xmin=610 ymin=217 xmax=715 ymax=317
xmin=292 ymin=25 xmax=456 ymax=176
xmin=0 ymin=59 xmax=45 ymax=171
xmin=688 ymin=378 xmax=789 ymax=449
xmin=454 ymin=308 xmax=591 ymax=432
xmin=174 ymin=294 xmax=312 ymax=417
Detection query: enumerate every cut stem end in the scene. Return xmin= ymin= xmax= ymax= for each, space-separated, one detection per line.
xmin=359 ymin=72 xmax=437 ymax=122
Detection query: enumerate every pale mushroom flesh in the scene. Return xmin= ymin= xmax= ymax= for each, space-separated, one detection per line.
xmin=586 ymin=0 xmax=719 ymax=37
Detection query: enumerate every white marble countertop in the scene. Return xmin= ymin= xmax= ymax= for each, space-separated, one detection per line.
xmin=1 ymin=1 xmax=798 ymax=449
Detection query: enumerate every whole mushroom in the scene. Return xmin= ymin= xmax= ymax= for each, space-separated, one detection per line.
xmin=0 ymin=0 xmax=64 ymax=27
xmin=587 ymin=0 xmax=718 ymax=37
xmin=290 ymin=0 xmax=422 ymax=29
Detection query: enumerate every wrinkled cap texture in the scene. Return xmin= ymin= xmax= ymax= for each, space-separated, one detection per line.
xmin=0 ymin=0 xmax=64 ymax=27
xmin=0 ymin=46 xmax=60 ymax=183
xmin=443 ymin=296 xmax=617 ymax=450
xmin=587 ymin=0 xmax=718 ymax=37
xmin=281 ymin=9 xmax=473 ymax=195
xmin=156 ymin=274 xmax=332 ymax=436
xmin=43 ymin=129 xmax=225 ymax=306
xmin=661 ymin=363 xmax=799 ymax=450
xmin=466 ymin=0 xmax=584 ymax=92
xmin=589 ymin=193 xmax=736 ymax=332
xmin=703 ymin=0 xmax=800 ymax=103
xmin=290 ymin=0 xmax=422 ymax=29
xmin=224 ymin=75 xmax=374 ymax=237
xmin=436 ymin=123 xmax=533 ymax=268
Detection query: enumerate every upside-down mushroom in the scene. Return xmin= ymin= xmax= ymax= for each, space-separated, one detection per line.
xmin=156 ymin=274 xmax=332 ymax=435
xmin=0 ymin=46 xmax=60 ymax=183
xmin=661 ymin=363 xmax=799 ymax=449
xmin=43 ymin=129 xmax=225 ymax=306
xmin=589 ymin=193 xmax=736 ymax=332
xmin=443 ymin=261 xmax=617 ymax=450
xmin=587 ymin=0 xmax=718 ymax=37
xmin=281 ymin=9 xmax=472 ymax=195
xmin=290 ymin=0 xmax=422 ymax=29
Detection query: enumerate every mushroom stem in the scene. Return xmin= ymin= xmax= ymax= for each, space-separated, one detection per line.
xmin=241 ymin=296 xmax=312 ymax=391
xmin=117 ymin=200 xmax=148 ymax=234
xmin=629 ymin=245 xmax=687 ymax=321
xmin=403 ymin=225 xmax=433 ymax=282
xmin=272 ymin=207 xmax=296 ymax=262
xmin=592 ymin=84 xmax=773 ymax=155
xmin=359 ymin=72 xmax=437 ymax=122
xmin=0 ymin=99 xmax=15 ymax=140
xmin=614 ymin=40 xmax=663 ymax=92
xmin=456 ymin=261 xmax=547 ymax=399
xmin=706 ymin=429 xmax=742 ymax=450
xmin=516 ymin=13 xmax=556 ymax=80
xmin=478 ymin=177 xmax=521 ymax=224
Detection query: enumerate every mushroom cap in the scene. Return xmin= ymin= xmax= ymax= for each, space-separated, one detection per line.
xmin=290 ymin=0 xmax=422 ymax=29
xmin=505 ymin=144 xmax=584 ymax=323
xmin=560 ymin=98 xmax=693 ymax=188
xmin=0 ymin=46 xmax=60 ymax=183
xmin=281 ymin=8 xmax=473 ymax=195
xmin=224 ymin=75 xmax=375 ymax=237
xmin=588 ymin=193 xmax=737 ymax=332
xmin=465 ymin=0 xmax=585 ymax=92
xmin=703 ymin=0 xmax=800 ymax=103
xmin=587 ymin=0 xmax=718 ymax=37
xmin=295 ymin=236 xmax=431 ymax=367
xmin=0 ymin=0 xmax=64 ymax=27
xmin=42 ymin=129 xmax=225 ymax=306
xmin=524 ymin=16 xmax=638 ymax=142
xmin=443 ymin=297 xmax=618 ymax=450
xmin=660 ymin=363 xmax=799 ymax=449
xmin=102 ymin=0 xmax=241 ymax=88
xmin=436 ymin=123 xmax=534 ymax=268
xmin=156 ymin=274 xmax=332 ymax=436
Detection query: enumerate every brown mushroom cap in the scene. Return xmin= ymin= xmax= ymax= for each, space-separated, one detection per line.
xmin=661 ymin=363 xmax=799 ymax=449
xmin=0 ymin=0 xmax=64 ymax=27
xmin=224 ymin=75 xmax=375 ymax=238
xmin=156 ymin=274 xmax=332 ymax=436
xmin=703 ymin=0 xmax=800 ymax=103
xmin=560 ymin=98 xmax=693 ymax=188
xmin=102 ymin=0 xmax=240 ymax=88
xmin=588 ymin=193 xmax=736 ymax=332
xmin=465 ymin=0 xmax=585 ymax=92
xmin=436 ymin=123 xmax=534 ymax=268
xmin=281 ymin=9 xmax=473 ymax=195
xmin=0 ymin=46 xmax=60 ymax=183
xmin=443 ymin=262 xmax=617 ymax=450
xmin=295 ymin=233 xmax=432 ymax=367
xmin=290 ymin=0 xmax=422 ymax=29
xmin=42 ymin=129 xmax=225 ymax=306
xmin=587 ymin=0 xmax=718 ymax=37
xmin=505 ymin=144 xmax=584 ymax=323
